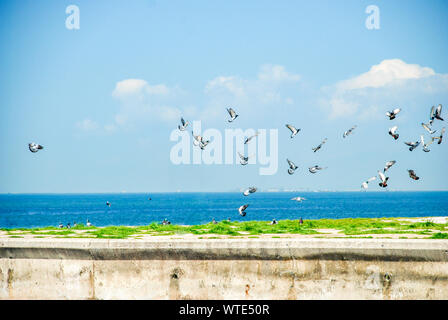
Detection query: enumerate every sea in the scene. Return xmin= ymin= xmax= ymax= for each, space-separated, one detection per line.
xmin=0 ymin=192 xmax=447 ymax=229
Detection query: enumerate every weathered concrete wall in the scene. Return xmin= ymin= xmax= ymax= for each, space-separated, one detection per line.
xmin=1 ymin=239 xmax=447 ymax=300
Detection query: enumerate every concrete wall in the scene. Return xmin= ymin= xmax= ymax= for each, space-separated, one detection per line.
xmin=1 ymin=238 xmax=447 ymax=300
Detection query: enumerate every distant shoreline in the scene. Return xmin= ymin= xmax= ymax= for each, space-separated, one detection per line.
xmin=2 ymin=190 xmax=448 ymax=195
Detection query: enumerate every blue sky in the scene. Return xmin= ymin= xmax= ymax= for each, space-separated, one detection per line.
xmin=1 ymin=0 xmax=447 ymax=193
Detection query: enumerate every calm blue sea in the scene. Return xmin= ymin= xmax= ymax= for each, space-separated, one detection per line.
xmin=0 ymin=192 xmax=447 ymax=229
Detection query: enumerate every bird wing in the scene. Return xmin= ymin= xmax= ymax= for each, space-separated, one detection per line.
xmin=227 ymin=108 xmax=236 ymax=118
xmin=378 ymin=171 xmax=386 ymax=183
xmin=285 ymin=124 xmax=297 ymax=134
xmin=385 ymin=160 xmax=396 ymax=168
xmin=367 ymin=176 xmax=377 ymax=182
xmin=287 ymin=159 xmax=296 ymax=169
xmin=430 ymin=106 xmax=436 ymax=120
xmin=436 ymin=104 xmax=442 ymax=116
xmin=393 ymin=108 xmax=401 ymax=115
xmin=390 ymin=126 xmax=397 ymax=134
xmin=181 ymin=117 xmax=185 ymax=126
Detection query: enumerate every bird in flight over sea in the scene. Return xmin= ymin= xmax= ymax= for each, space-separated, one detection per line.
xmin=28 ymin=142 xmax=44 ymax=153
xmin=106 ymin=201 xmax=111 ymax=207
xmin=421 ymin=122 xmax=436 ymax=135
xmin=226 ymin=107 xmax=239 ymax=122
xmin=361 ymin=177 xmax=376 ymax=190
xmin=309 ymin=165 xmax=326 ymax=174
xmin=287 ymin=159 xmax=298 ymax=175
xmin=243 ymin=187 xmax=257 ymax=196
xmin=244 ymin=132 xmax=259 ymax=144
xmin=285 ymin=124 xmax=300 ymax=138
xmin=408 ymin=169 xmax=420 ymax=181
xmin=312 ymin=138 xmax=328 ymax=153
xmin=178 ymin=117 xmax=189 ymax=131
xmin=383 ymin=160 xmax=396 ymax=173
xmin=238 ymin=204 xmax=249 ymax=217
xmin=378 ymin=171 xmax=389 ymax=188
xmin=86 ymin=219 xmax=92 ymax=227
xmin=238 ymin=152 xmax=249 ymax=165
xmin=291 ymin=196 xmax=306 ymax=202
xmin=270 ymin=219 xmax=278 ymax=225
xmin=421 ymin=135 xmax=433 ymax=152
xmin=343 ymin=125 xmax=357 ymax=138
xmin=389 ymin=126 xmax=399 ymax=140
xmin=404 ymin=140 xmax=420 ymax=151
xmin=386 ymin=108 xmax=401 ymax=120
xmin=432 ymin=127 xmax=445 ymax=145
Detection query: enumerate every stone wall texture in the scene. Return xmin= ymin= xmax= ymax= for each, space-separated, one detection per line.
xmin=1 ymin=238 xmax=447 ymax=300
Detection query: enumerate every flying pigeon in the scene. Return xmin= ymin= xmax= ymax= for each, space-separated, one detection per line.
xmin=244 ymin=132 xmax=259 ymax=144
xmin=270 ymin=219 xmax=278 ymax=225
xmin=312 ymin=138 xmax=328 ymax=153
xmin=435 ymin=104 xmax=444 ymax=121
xmin=28 ymin=142 xmax=44 ymax=153
xmin=238 ymin=204 xmax=249 ymax=217
xmin=309 ymin=165 xmax=327 ymax=174
xmin=389 ymin=126 xmax=399 ymax=140
xmin=421 ymin=122 xmax=436 ymax=135
xmin=192 ymin=131 xmax=209 ymax=150
xmin=343 ymin=125 xmax=357 ymax=138
xmin=361 ymin=177 xmax=376 ymax=190
xmin=383 ymin=160 xmax=396 ymax=172
xmin=227 ymin=107 xmax=239 ymax=122
xmin=432 ymin=127 xmax=445 ymax=145
xmin=243 ymin=187 xmax=257 ymax=196
xmin=106 ymin=201 xmax=111 ymax=207
xmin=237 ymin=152 xmax=250 ymax=165
xmin=178 ymin=117 xmax=189 ymax=131
xmin=291 ymin=196 xmax=306 ymax=202
xmin=386 ymin=108 xmax=401 ymax=120
xmin=421 ymin=135 xmax=433 ymax=152
xmin=408 ymin=169 xmax=420 ymax=181
xmin=404 ymin=140 xmax=420 ymax=151
xmin=285 ymin=124 xmax=300 ymax=138
xmin=378 ymin=171 xmax=389 ymax=188
xmin=287 ymin=158 xmax=298 ymax=175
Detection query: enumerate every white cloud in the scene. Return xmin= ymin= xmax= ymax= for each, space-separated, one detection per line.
xmin=76 ymin=118 xmax=98 ymax=131
xmin=109 ymin=79 xmax=184 ymax=128
xmin=112 ymin=79 xmax=148 ymax=97
xmin=204 ymin=64 xmax=301 ymax=118
xmin=336 ymin=59 xmax=435 ymax=91
xmin=322 ymin=59 xmax=446 ymax=118
xmin=257 ymin=64 xmax=301 ymax=82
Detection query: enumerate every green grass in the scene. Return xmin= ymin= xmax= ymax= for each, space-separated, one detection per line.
xmin=1 ymin=218 xmax=447 ymax=240
xmin=430 ymin=232 xmax=448 ymax=239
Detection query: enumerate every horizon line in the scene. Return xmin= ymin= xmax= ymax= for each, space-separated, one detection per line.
xmin=1 ymin=190 xmax=448 ymax=195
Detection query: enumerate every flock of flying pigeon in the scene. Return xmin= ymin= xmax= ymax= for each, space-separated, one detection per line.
xmin=176 ymin=104 xmax=446 ymax=219
xmin=363 ymin=104 xmax=445 ymax=190
xmin=28 ymin=103 xmax=445 ymax=225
